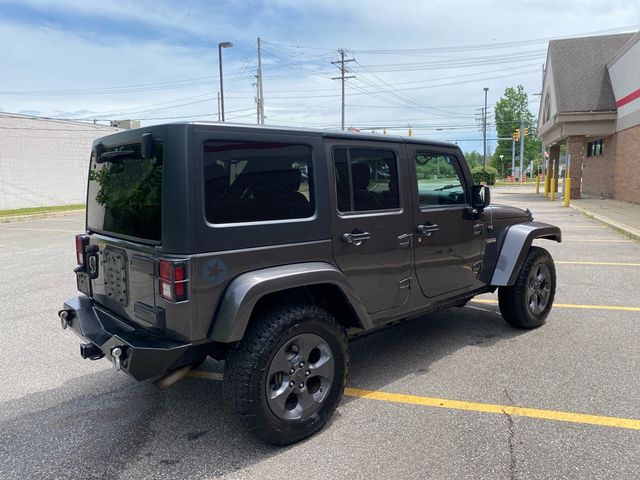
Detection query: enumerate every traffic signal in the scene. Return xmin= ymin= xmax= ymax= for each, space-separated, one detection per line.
xmin=523 ymin=127 xmax=529 ymax=137
xmin=514 ymin=128 xmax=520 ymax=141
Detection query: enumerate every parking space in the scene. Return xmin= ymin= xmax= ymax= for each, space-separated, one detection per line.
xmin=1 ymin=192 xmax=639 ymax=479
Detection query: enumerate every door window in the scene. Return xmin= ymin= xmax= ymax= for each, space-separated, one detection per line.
xmin=415 ymin=153 xmax=466 ymax=208
xmin=333 ymin=148 xmax=400 ymax=213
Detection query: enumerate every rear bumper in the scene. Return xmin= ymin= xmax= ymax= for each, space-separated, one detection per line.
xmin=59 ymin=295 xmax=193 ymax=381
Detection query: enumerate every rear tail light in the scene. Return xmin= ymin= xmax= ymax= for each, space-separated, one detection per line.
xmin=158 ymin=259 xmax=189 ymax=302
xmin=75 ymin=234 xmax=89 ymax=266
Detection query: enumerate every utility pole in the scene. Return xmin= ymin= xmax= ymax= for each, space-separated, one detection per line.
xmin=511 ymin=137 xmax=516 ymax=177
xmin=217 ymin=92 xmax=221 ymax=122
xmin=254 ymin=76 xmax=260 ymax=124
xmin=483 ymin=87 xmax=488 ymax=170
xmin=519 ymin=117 xmax=525 ymax=182
xmin=257 ymin=37 xmax=265 ymax=124
xmin=331 ymin=49 xmax=355 ymax=130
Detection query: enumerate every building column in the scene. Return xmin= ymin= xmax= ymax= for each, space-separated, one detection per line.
xmin=548 ymin=144 xmax=561 ymax=193
xmin=566 ymin=136 xmax=585 ymax=199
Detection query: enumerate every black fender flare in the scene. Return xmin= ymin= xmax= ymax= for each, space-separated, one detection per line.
xmin=490 ymin=222 xmax=561 ymax=286
xmin=208 ymin=262 xmax=372 ymax=343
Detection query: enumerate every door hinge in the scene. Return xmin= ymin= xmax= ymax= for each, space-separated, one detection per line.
xmin=399 ymin=277 xmax=412 ymax=289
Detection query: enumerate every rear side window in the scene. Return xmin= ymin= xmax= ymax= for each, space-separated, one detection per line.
xmin=333 ymin=147 xmax=399 ymax=213
xmin=203 ymin=141 xmax=314 ymax=224
xmin=87 ymin=143 xmax=163 ymax=242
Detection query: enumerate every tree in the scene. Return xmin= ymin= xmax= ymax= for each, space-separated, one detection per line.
xmin=463 ymin=151 xmax=483 ymax=169
xmin=492 ymin=85 xmax=541 ymax=177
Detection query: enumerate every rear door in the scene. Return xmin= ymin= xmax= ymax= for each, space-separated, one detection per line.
xmin=84 ymin=140 xmax=163 ymax=329
xmin=328 ymin=140 xmax=412 ymax=316
xmin=407 ymin=146 xmax=484 ymax=298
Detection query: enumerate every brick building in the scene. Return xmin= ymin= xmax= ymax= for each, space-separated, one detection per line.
xmin=538 ymin=32 xmax=640 ymax=204
xmin=0 ymin=113 xmax=121 ymax=210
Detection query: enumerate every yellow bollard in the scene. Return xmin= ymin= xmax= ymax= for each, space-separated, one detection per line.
xmin=544 ymin=174 xmax=549 ymax=198
xmin=536 ymin=174 xmax=541 ymax=194
xmin=563 ymin=177 xmax=571 ymax=207
xmin=550 ymin=176 xmax=556 ymax=201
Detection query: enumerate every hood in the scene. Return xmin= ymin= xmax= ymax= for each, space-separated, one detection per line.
xmin=484 ymin=204 xmax=532 ymax=222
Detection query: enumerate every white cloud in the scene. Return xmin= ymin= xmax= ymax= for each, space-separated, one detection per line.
xmin=0 ymin=0 xmax=638 ymax=151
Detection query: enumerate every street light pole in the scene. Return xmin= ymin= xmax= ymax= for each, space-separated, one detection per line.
xmin=218 ymin=41 xmax=233 ymax=122
xmin=483 ymin=87 xmax=488 ymax=170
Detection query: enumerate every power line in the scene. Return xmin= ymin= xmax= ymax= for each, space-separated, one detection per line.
xmin=264 ymin=25 xmax=639 ymax=55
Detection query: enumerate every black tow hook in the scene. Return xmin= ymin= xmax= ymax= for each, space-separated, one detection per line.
xmin=80 ymin=343 xmax=104 ymax=360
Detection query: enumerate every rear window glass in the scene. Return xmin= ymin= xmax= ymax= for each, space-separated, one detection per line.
xmin=203 ymin=141 xmax=314 ymax=224
xmin=87 ymin=143 xmax=163 ymax=242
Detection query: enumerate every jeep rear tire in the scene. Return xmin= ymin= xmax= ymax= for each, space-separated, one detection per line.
xmin=224 ymin=304 xmax=348 ymax=445
xmin=498 ymin=246 xmax=556 ymax=329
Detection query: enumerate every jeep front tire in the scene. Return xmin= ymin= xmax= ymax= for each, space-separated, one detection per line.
xmin=498 ymin=246 xmax=556 ymax=329
xmin=224 ymin=304 xmax=348 ymax=445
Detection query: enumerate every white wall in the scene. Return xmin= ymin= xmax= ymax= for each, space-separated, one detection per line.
xmin=0 ymin=114 xmax=120 ymax=210
xmin=609 ymin=36 xmax=640 ymax=132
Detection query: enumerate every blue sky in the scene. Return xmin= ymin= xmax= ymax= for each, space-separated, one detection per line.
xmin=1 ymin=0 xmax=639 ymax=152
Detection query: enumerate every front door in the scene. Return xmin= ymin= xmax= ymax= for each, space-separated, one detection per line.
xmin=408 ymin=147 xmax=484 ymax=298
xmin=328 ymin=141 xmax=412 ymax=315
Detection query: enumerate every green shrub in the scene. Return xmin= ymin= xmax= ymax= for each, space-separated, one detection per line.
xmin=471 ymin=166 xmax=498 ymax=186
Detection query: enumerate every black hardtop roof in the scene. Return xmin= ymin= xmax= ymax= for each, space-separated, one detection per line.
xmin=94 ymin=121 xmax=459 ymax=150
xmin=189 ymin=121 xmax=458 ymax=149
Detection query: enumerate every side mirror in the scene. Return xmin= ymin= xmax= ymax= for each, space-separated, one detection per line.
xmin=472 ymin=185 xmax=491 ymax=210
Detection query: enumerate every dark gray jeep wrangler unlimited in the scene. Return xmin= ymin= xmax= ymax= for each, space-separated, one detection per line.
xmin=59 ymin=123 xmax=561 ymax=445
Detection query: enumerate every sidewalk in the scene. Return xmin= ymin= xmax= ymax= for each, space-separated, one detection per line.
xmin=491 ymin=185 xmax=640 ymax=240
xmin=569 ymin=196 xmax=640 ymax=240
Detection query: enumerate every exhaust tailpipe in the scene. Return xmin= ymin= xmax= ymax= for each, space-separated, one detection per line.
xmin=153 ymin=365 xmax=193 ymax=390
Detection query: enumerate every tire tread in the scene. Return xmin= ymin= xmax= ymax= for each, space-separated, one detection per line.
xmin=224 ymin=304 xmax=347 ymax=445
xmin=498 ymin=246 xmax=556 ymax=329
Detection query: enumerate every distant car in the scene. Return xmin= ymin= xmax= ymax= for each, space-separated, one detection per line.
xmin=59 ymin=123 xmax=561 ymax=445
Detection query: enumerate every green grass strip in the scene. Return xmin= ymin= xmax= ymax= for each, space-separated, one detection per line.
xmin=0 ymin=204 xmax=85 ymax=217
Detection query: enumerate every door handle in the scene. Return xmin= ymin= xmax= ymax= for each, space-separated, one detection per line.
xmin=342 ymin=231 xmax=371 ymax=246
xmin=397 ymin=233 xmax=412 ymax=247
xmin=473 ymin=223 xmax=483 ymax=236
xmin=416 ymin=224 xmax=439 ymax=236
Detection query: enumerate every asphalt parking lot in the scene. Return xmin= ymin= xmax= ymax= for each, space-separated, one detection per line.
xmin=1 ymin=189 xmax=639 ymax=480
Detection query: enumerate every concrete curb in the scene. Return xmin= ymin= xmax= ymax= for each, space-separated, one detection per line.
xmin=569 ymin=204 xmax=640 ymax=242
xmin=0 ymin=209 xmax=85 ymax=223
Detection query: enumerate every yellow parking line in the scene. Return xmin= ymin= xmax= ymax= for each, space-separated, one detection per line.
xmin=344 ymin=387 xmax=640 ymax=431
xmin=186 ymin=372 xmax=640 ymax=431
xmin=556 ymin=261 xmax=640 ymax=267
xmin=562 ymin=239 xmax=634 ymax=243
xmin=472 ymin=298 xmax=640 ymax=312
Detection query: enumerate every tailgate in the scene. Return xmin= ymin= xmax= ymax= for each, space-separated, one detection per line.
xmin=86 ymin=236 xmax=160 ymax=330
